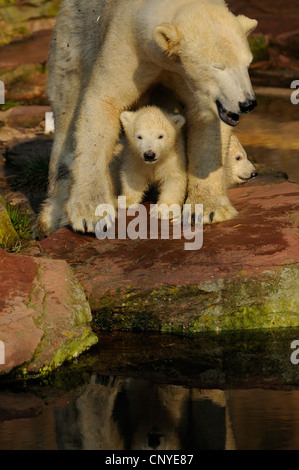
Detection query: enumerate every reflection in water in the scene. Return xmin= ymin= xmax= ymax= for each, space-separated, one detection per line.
xmin=54 ymin=376 xmax=234 ymax=450
xmin=2 ymin=375 xmax=299 ymax=450
xmin=237 ymin=92 xmax=299 ymax=184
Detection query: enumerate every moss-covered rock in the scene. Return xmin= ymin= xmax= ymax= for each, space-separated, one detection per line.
xmin=0 ymin=251 xmax=98 ymax=379
xmin=92 ymin=267 xmax=299 ymax=334
xmin=0 ymin=0 xmax=61 ymax=46
xmin=0 ymin=202 xmax=19 ymax=249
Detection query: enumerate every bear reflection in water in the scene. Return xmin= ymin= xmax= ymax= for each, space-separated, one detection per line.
xmin=55 ymin=376 xmax=235 ymax=450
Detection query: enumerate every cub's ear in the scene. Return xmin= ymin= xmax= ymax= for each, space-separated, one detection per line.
xmin=153 ymin=22 xmax=181 ymax=57
xmin=170 ymin=113 xmax=185 ymax=129
xmin=120 ymin=111 xmax=135 ymax=129
xmin=237 ymin=15 xmax=258 ymax=37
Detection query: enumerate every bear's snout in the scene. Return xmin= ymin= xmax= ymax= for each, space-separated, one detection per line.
xmin=239 ymin=98 xmax=257 ymax=115
xmin=251 ymin=171 xmax=258 ymax=179
xmin=144 ymin=151 xmax=157 ymax=162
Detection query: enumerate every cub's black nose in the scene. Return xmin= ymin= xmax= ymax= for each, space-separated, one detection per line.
xmin=239 ymin=99 xmax=257 ymax=114
xmin=144 ymin=151 xmax=156 ymax=162
xmin=251 ymin=171 xmax=258 ymax=178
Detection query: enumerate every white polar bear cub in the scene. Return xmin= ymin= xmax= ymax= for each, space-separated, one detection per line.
xmin=226 ymin=135 xmax=258 ymax=187
xmin=119 ymin=106 xmax=186 ymax=219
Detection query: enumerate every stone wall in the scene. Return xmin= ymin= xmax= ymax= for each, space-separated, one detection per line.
xmin=0 ymin=0 xmax=61 ymax=46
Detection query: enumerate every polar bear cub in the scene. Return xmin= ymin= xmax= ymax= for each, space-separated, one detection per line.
xmin=226 ymin=135 xmax=258 ymax=187
xmin=119 ymin=106 xmax=187 ymax=219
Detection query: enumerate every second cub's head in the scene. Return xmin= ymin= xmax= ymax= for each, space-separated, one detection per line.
xmin=120 ymin=106 xmax=185 ymax=164
xmin=228 ymin=135 xmax=258 ymax=184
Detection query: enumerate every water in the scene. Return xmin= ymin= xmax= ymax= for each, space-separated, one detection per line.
xmin=1 ymin=330 xmax=299 ymax=450
xmin=237 ymin=89 xmax=299 ymax=184
xmin=2 ymin=379 xmax=299 ymax=450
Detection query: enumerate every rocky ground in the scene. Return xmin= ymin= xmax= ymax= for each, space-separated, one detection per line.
xmin=0 ymin=0 xmax=299 ymax=378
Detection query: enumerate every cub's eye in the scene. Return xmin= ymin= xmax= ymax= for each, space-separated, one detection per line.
xmin=137 ymin=135 xmax=142 ymax=140
xmin=236 ymin=156 xmax=242 ymax=161
xmin=158 ymin=135 xmax=164 ymax=139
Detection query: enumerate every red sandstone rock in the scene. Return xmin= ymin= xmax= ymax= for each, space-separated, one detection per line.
xmin=228 ymin=0 xmax=299 ymax=36
xmin=39 ymin=181 xmax=299 ymax=310
xmin=6 ymin=106 xmax=51 ymax=129
xmin=0 ymin=250 xmax=97 ymax=376
xmin=0 ymin=30 xmax=52 ymax=69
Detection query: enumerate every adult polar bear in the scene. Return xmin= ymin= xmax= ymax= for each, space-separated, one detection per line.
xmin=36 ymin=0 xmax=257 ymax=237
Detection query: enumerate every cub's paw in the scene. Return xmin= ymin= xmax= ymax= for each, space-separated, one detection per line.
xmin=202 ymin=204 xmax=238 ymax=225
xmin=185 ymin=197 xmax=238 ymax=225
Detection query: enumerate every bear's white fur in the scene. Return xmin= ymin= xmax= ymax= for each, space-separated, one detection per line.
xmin=226 ymin=135 xmax=257 ymax=187
xmin=118 ymin=106 xmax=186 ymax=219
xmin=36 ymin=0 xmax=257 ymax=237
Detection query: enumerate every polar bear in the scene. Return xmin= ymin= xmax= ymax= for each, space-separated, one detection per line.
xmin=118 ymin=106 xmax=186 ymax=219
xmin=36 ymin=0 xmax=257 ymax=238
xmin=226 ymin=135 xmax=258 ymax=187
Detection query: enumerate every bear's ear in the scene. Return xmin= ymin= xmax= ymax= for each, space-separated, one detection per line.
xmin=170 ymin=113 xmax=185 ymax=129
xmin=237 ymin=15 xmax=258 ymax=37
xmin=153 ymin=23 xmax=181 ymax=57
xmin=120 ymin=111 xmax=134 ymax=129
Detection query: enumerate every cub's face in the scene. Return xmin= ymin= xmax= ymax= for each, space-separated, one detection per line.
xmin=229 ymin=136 xmax=257 ymax=183
xmin=120 ymin=108 xmax=185 ymax=164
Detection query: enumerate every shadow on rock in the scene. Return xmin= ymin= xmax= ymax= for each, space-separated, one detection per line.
xmin=4 ymin=136 xmax=52 ymax=214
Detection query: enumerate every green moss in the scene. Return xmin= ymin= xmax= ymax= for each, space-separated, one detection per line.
xmin=8 ymin=328 xmax=98 ymax=383
xmin=92 ymin=285 xmax=214 ymax=333
xmin=0 ymin=202 xmax=19 ymax=250
xmin=4 ymin=200 xmax=33 ymax=239
xmin=0 ymin=1 xmax=15 ymax=6
xmin=249 ymin=35 xmax=270 ymax=63
xmin=0 ymin=197 xmax=33 ymax=252
xmin=0 ymin=100 xmax=21 ymax=110
xmin=92 ymin=268 xmax=299 ymax=335
xmin=42 ymin=327 xmax=98 ymax=372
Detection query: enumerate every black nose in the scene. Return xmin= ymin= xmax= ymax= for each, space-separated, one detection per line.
xmin=251 ymin=171 xmax=258 ymax=178
xmin=239 ymin=99 xmax=257 ymax=115
xmin=148 ymin=431 xmax=162 ymax=449
xmin=144 ymin=151 xmax=156 ymax=161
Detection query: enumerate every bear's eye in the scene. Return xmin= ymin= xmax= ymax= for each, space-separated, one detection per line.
xmin=213 ymin=64 xmax=226 ymax=71
xmin=158 ymin=135 xmax=164 ymax=139
xmin=137 ymin=135 xmax=142 ymax=140
xmin=236 ymin=156 xmax=242 ymax=161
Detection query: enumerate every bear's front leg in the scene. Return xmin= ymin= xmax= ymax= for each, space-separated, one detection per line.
xmin=65 ymin=106 xmax=119 ymax=232
xmin=65 ymin=61 xmax=160 ymax=233
xmin=152 ymin=174 xmax=187 ymax=220
xmin=121 ymin=170 xmax=147 ymax=209
xmin=186 ymin=119 xmax=238 ymax=224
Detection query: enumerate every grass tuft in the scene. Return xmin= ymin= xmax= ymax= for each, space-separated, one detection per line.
xmin=4 ymin=201 xmax=33 ymax=240
xmin=0 ymin=199 xmax=33 ymax=252
xmin=9 ymin=153 xmax=49 ymax=192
